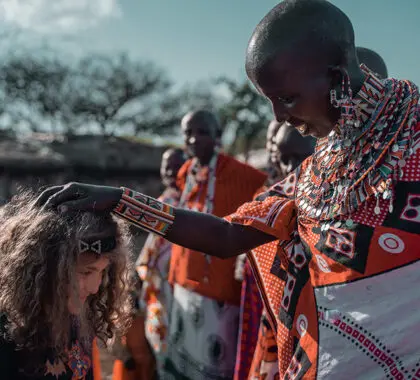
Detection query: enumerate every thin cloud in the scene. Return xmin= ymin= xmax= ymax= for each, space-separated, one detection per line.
xmin=0 ymin=0 xmax=122 ymax=34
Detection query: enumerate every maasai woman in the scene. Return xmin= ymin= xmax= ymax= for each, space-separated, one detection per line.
xmin=247 ymin=45 xmax=390 ymax=380
xmin=112 ymin=147 xmax=186 ymax=380
xmin=0 ymin=191 xmax=132 ymax=379
xmin=162 ymin=110 xmax=266 ymax=379
xmin=38 ymin=0 xmax=420 ymax=378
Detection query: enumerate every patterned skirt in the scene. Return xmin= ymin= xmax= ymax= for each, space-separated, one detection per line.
xmin=163 ymin=284 xmax=240 ymax=380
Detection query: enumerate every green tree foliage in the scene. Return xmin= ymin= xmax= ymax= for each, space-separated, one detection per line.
xmin=216 ymin=77 xmax=272 ymax=157
xmin=0 ymin=48 xmax=273 ymax=156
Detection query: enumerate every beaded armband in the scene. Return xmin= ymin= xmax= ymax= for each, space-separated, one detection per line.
xmin=112 ymin=187 xmax=175 ymax=237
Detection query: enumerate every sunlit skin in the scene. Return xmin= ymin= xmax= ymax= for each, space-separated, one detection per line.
xmin=181 ymin=113 xmax=219 ymax=166
xmin=160 ymin=150 xmax=185 ymax=189
xmin=247 ymin=37 xmax=365 ymax=139
xmin=68 ymin=254 xmax=110 ymax=315
xmin=249 ymin=47 xmax=341 ymax=138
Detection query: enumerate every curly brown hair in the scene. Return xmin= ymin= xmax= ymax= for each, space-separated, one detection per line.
xmin=0 ymin=190 xmax=133 ymax=358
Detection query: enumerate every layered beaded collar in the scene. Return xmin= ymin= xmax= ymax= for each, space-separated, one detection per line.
xmin=353 ymin=68 xmax=386 ymax=124
xmin=179 ymin=153 xmax=218 ymax=214
xmin=296 ymin=65 xmax=419 ymax=223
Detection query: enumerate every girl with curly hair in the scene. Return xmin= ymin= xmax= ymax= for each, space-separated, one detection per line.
xmin=0 ymin=191 xmax=133 ymax=380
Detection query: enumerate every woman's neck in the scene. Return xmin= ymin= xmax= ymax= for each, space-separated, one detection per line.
xmin=197 ymin=151 xmax=216 ymax=167
xmin=347 ymin=60 xmax=366 ymax=97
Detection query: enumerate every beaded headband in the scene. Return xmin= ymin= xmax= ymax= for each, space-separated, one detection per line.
xmin=78 ymin=235 xmax=117 ymax=255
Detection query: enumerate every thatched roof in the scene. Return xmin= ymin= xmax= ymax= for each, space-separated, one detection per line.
xmin=0 ymin=133 xmax=168 ymax=173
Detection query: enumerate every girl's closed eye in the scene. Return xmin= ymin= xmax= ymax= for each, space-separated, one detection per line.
xmin=79 ymin=270 xmax=93 ymax=276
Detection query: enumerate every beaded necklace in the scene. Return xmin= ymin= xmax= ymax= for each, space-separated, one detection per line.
xmin=179 ymin=153 xmax=218 ymax=213
xmin=296 ymin=65 xmax=419 ymax=227
xmin=178 ymin=153 xmax=218 ymax=280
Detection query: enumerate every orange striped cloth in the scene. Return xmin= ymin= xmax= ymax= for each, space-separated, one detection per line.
xmin=92 ymin=338 xmax=102 ymax=380
xmin=234 ymin=185 xmax=267 ymax=380
xmin=111 ymin=314 xmax=156 ymax=380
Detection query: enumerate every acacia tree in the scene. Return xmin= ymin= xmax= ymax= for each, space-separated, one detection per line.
xmin=71 ymin=53 xmax=180 ymax=135
xmin=0 ymin=53 xmax=80 ymax=133
xmin=216 ymin=77 xmax=272 ymax=157
xmin=0 ymin=51 xmax=197 ymax=136
xmin=0 ymin=32 xmax=275 ymax=144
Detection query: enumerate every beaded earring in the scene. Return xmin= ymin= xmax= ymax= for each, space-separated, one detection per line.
xmin=329 ymin=70 xmax=360 ymax=143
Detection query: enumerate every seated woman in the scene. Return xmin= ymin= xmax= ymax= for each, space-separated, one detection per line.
xmin=0 ymin=191 xmax=132 ymax=380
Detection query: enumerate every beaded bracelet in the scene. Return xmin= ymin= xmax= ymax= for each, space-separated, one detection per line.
xmin=112 ymin=187 xmax=175 ymax=237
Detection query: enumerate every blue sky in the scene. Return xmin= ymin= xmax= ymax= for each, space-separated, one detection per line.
xmin=80 ymin=0 xmax=419 ymax=86
xmin=2 ymin=0 xmax=419 ymax=86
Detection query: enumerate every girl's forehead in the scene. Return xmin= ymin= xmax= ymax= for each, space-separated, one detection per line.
xmin=77 ymin=253 xmax=110 ymax=269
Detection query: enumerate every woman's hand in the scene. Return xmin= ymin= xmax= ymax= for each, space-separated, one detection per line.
xmin=35 ymin=182 xmax=123 ymax=213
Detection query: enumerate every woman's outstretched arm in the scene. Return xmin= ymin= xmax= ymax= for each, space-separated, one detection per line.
xmin=37 ymin=183 xmax=294 ymax=258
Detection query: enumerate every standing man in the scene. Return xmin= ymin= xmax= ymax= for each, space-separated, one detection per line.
xmin=165 ymin=110 xmax=267 ymax=379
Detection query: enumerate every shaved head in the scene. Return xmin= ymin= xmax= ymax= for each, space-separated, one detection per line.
xmin=246 ymin=0 xmax=355 ymax=80
xmin=276 ymin=122 xmax=315 ymax=156
xmin=356 ymin=47 xmax=388 ymax=78
xmin=274 ymin=122 xmax=315 ymax=178
xmin=181 ymin=109 xmax=222 ymax=164
xmin=265 ymin=120 xmax=315 ymax=180
xmin=162 ymin=147 xmax=185 ymax=162
xmin=245 ymin=0 xmax=365 ymax=139
xmin=181 ymin=110 xmax=222 ymax=139
xmin=161 ymin=148 xmax=186 ymax=188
